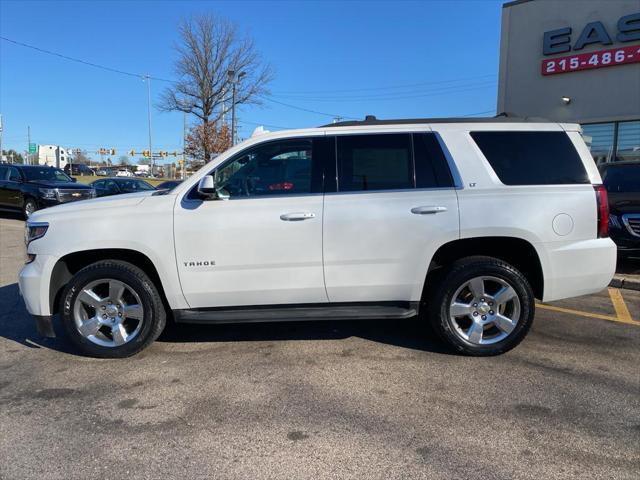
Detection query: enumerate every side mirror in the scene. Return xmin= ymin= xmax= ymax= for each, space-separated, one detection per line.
xmin=197 ymin=175 xmax=229 ymax=200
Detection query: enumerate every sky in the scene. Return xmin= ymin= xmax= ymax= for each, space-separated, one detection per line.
xmin=0 ymin=0 xmax=504 ymax=163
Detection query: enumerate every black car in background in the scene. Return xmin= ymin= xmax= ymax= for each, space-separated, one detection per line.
xmin=600 ymin=161 xmax=640 ymax=258
xmin=63 ymin=163 xmax=95 ymax=176
xmin=156 ymin=180 xmax=182 ymax=191
xmin=90 ymin=177 xmax=156 ymax=197
xmin=0 ymin=164 xmax=96 ymax=218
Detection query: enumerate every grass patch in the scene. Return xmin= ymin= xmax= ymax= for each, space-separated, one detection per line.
xmin=72 ymin=175 xmax=170 ymax=187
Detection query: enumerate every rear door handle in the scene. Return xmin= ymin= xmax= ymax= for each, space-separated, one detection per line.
xmin=411 ymin=206 xmax=448 ymax=215
xmin=280 ymin=212 xmax=316 ymax=221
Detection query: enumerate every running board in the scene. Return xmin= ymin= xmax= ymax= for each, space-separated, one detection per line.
xmin=173 ymin=302 xmax=419 ymax=325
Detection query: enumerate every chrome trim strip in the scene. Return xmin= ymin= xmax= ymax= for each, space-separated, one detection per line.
xmin=622 ymin=214 xmax=640 ymax=238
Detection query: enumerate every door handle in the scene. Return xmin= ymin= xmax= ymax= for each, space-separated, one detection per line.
xmin=411 ymin=206 xmax=448 ymax=215
xmin=280 ymin=212 xmax=316 ymax=221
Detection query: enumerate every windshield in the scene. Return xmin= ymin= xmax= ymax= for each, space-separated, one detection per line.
xmin=23 ymin=167 xmax=73 ymax=183
xmin=603 ymin=165 xmax=640 ymax=193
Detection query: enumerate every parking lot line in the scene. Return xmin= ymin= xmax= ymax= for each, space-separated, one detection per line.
xmin=537 ymin=288 xmax=639 ymax=326
xmin=608 ymin=287 xmax=633 ymax=323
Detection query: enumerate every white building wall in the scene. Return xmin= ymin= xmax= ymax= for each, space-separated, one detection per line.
xmin=37 ymin=145 xmax=72 ymax=168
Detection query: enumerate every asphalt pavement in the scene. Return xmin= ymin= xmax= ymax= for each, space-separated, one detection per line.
xmin=0 ymin=216 xmax=638 ymax=480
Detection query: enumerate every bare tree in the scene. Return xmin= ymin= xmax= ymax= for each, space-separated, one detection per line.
xmin=160 ymin=14 xmax=272 ymax=162
xmin=118 ymin=155 xmax=130 ymax=166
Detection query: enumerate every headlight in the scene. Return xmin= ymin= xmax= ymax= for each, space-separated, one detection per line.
xmin=25 ymin=222 xmax=49 ymax=246
xmin=39 ymin=188 xmax=58 ymax=199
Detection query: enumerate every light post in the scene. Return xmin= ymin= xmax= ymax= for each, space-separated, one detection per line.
xmin=144 ymin=75 xmax=154 ymax=176
xmin=227 ymin=70 xmax=246 ymax=145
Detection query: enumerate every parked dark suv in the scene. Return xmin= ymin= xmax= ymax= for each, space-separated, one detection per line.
xmin=64 ymin=163 xmax=95 ymax=176
xmin=600 ymin=161 xmax=640 ymax=258
xmin=0 ymin=164 xmax=96 ymax=218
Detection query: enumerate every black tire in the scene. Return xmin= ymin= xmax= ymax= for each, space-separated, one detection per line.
xmin=425 ymin=256 xmax=535 ymax=356
xmin=23 ymin=197 xmax=37 ymax=219
xmin=60 ymin=260 xmax=166 ymax=358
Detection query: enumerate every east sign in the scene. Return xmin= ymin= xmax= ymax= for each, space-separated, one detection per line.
xmin=541 ymin=12 xmax=640 ymax=76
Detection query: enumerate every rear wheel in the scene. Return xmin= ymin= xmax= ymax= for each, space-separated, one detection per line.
xmin=60 ymin=260 xmax=166 ymax=358
xmin=426 ymin=256 xmax=535 ymax=356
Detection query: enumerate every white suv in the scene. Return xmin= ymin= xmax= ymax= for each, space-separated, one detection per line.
xmin=19 ymin=116 xmax=616 ymax=358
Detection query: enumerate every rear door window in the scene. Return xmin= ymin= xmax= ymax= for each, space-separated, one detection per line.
xmin=337 ymin=134 xmax=413 ymax=191
xmin=470 ymin=131 xmax=589 ymax=185
xmin=413 ymin=133 xmax=454 ymax=188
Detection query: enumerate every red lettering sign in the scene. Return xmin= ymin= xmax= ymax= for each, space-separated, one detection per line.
xmin=541 ymin=44 xmax=640 ymax=75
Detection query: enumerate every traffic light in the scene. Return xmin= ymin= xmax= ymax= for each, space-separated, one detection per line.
xmin=130 ymin=149 xmax=135 ymax=157
xmin=173 ymin=150 xmax=178 ymax=157
xmin=142 ymin=150 xmax=150 ymax=157
xmin=158 ymin=150 xmax=163 ymax=158
xmin=110 ymin=148 xmax=116 ymax=155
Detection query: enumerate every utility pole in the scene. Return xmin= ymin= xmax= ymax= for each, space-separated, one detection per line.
xmin=27 ymin=125 xmax=31 ymax=165
xmin=0 ymin=114 xmax=4 ymax=163
xmin=182 ymin=109 xmax=187 ymax=180
xmin=227 ymin=70 xmax=246 ymax=145
xmin=145 ymin=75 xmax=154 ymax=176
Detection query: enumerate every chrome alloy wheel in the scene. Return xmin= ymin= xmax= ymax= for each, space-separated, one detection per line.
xmin=24 ymin=201 xmax=36 ymax=217
xmin=448 ymin=276 xmax=521 ymax=346
xmin=73 ymin=279 xmax=144 ymax=347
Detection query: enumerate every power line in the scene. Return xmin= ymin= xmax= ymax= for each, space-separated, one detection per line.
xmin=272 ymin=74 xmax=497 ymax=95
xmin=271 ymin=82 xmax=497 ymax=102
xmin=0 ymin=36 xmax=174 ymax=83
xmin=257 ymin=95 xmax=358 ymax=119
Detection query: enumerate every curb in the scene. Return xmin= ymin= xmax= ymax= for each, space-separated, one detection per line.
xmin=610 ymin=275 xmax=640 ymax=291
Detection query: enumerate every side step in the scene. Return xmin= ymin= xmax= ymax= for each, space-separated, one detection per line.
xmin=173 ymin=302 xmax=419 ymax=325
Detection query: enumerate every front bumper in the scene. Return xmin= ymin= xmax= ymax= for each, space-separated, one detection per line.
xmin=18 ymin=254 xmax=58 ymax=317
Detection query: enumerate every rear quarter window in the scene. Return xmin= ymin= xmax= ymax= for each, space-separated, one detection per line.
xmin=470 ymin=131 xmax=590 ymax=185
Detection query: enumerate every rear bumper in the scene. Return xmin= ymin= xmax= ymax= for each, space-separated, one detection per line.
xmin=540 ymin=238 xmax=617 ymax=302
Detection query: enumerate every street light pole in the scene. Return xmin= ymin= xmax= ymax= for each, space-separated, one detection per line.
xmin=227 ymin=70 xmax=246 ymax=146
xmin=145 ymin=75 xmax=154 ymax=176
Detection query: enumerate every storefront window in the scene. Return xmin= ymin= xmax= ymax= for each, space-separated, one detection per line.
xmin=616 ymin=121 xmax=640 ymax=163
xmin=582 ymin=123 xmax=615 ymax=165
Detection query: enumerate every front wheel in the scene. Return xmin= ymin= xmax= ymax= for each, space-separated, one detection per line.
xmin=60 ymin=260 xmax=166 ymax=358
xmin=426 ymin=256 xmax=535 ymax=356
xmin=23 ymin=198 xmax=37 ymax=218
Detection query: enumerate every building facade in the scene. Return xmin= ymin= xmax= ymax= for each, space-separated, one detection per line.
xmin=498 ymin=0 xmax=640 ymax=164
xmin=37 ymin=145 xmax=72 ymax=168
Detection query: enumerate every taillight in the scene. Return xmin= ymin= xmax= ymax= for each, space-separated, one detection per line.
xmin=594 ymin=185 xmax=609 ymax=238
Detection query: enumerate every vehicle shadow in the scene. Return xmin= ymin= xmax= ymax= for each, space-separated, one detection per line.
xmin=158 ymin=315 xmax=453 ymax=355
xmin=0 ymin=211 xmax=25 ymax=221
xmin=0 ymin=282 xmax=451 ymax=356
xmin=0 ymin=283 xmax=76 ymax=354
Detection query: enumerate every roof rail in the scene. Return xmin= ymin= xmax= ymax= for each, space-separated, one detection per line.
xmin=319 ymin=112 xmax=551 ymax=128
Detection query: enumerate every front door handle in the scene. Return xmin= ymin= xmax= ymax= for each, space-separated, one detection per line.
xmin=411 ymin=206 xmax=448 ymax=215
xmin=280 ymin=212 xmax=316 ymax=221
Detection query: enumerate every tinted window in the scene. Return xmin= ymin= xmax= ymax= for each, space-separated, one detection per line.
xmin=23 ymin=167 xmax=72 ymax=183
xmin=413 ymin=133 xmax=454 ymax=188
xmin=471 ymin=131 xmax=589 ymax=185
xmin=602 ymin=165 xmax=640 ymax=193
xmin=337 ymin=134 xmax=413 ymax=192
xmin=0 ymin=166 xmax=8 ymax=180
xmin=119 ymin=179 xmax=155 ymax=192
xmin=8 ymin=167 xmax=21 ymax=182
xmin=214 ymin=138 xmax=317 ymax=198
